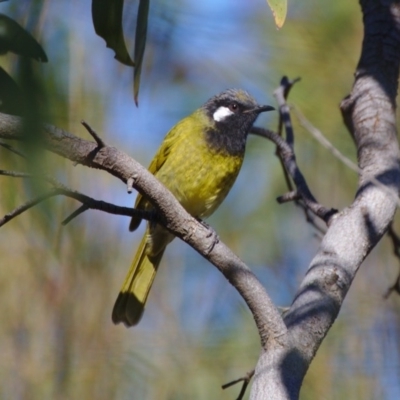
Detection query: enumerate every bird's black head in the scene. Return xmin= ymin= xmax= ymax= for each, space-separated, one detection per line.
xmin=202 ymin=89 xmax=274 ymax=155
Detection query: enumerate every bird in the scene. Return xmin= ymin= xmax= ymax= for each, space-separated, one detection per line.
xmin=112 ymin=89 xmax=274 ymax=327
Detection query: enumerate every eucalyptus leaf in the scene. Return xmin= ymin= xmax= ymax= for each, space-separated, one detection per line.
xmin=0 ymin=14 xmax=47 ymax=61
xmin=133 ymin=0 xmax=149 ymax=106
xmin=0 ymin=66 xmax=23 ymax=115
xmin=266 ymin=0 xmax=287 ymax=28
xmin=92 ymin=0 xmax=134 ymax=67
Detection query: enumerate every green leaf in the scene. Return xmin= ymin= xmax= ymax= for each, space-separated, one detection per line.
xmin=133 ymin=0 xmax=150 ymax=106
xmin=0 ymin=14 xmax=47 ymax=61
xmin=266 ymin=0 xmax=287 ymax=29
xmin=92 ymin=0 xmax=134 ymax=67
xmin=0 ymin=66 xmax=23 ymax=115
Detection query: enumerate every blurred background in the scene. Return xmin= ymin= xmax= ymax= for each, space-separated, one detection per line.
xmin=0 ymin=0 xmax=399 ymax=399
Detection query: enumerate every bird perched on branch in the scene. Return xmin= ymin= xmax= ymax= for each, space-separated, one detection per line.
xmin=112 ymin=89 xmax=274 ymax=327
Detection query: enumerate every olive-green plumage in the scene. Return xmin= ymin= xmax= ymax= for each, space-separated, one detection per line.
xmin=112 ymin=89 xmax=274 ymax=327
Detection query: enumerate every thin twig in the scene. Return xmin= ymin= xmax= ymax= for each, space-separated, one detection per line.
xmin=61 ymin=204 xmax=89 ymax=225
xmin=55 ymin=183 xmax=156 ymax=223
xmin=222 ymin=370 xmax=255 ymax=400
xmin=272 ymin=76 xmax=301 ymax=193
xmin=0 ymin=169 xmax=156 ymax=226
xmin=0 ymin=142 xmax=27 ymax=158
xmin=277 ymin=190 xmax=301 ymax=203
xmin=0 ymin=189 xmax=59 ymax=227
xmin=274 ymin=76 xmax=301 ymax=149
xmin=0 ymin=170 xmax=34 ymax=178
xmin=274 ymin=85 xmax=293 ymax=193
xmin=303 ymin=206 xmax=326 ymax=235
xmin=251 ymin=126 xmax=337 ymax=225
xmin=252 ymin=76 xmax=334 ymax=231
xmin=275 ymin=77 xmax=335 ymax=231
xmin=294 ymin=106 xmax=400 ymax=209
xmin=81 ymin=120 xmax=106 ymax=148
xmin=294 ymin=106 xmax=359 ymax=173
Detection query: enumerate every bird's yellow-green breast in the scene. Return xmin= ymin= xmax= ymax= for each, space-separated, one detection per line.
xmin=135 ymin=108 xmax=244 ymax=220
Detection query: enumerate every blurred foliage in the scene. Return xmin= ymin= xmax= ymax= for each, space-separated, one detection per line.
xmin=0 ymin=12 xmax=47 ymax=115
xmin=0 ymin=13 xmax=47 ymax=61
xmin=0 ymin=1 xmax=399 ymax=400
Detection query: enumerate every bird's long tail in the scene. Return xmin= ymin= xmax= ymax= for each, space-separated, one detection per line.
xmin=112 ymin=233 xmax=166 ymax=327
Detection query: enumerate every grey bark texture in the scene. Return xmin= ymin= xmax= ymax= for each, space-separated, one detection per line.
xmin=250 ymin=1 xmax=400 ymax=398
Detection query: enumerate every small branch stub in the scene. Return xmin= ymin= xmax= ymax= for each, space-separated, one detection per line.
xmin=81 ymin=120 xmax=106 ymax=148
xmin=222 ymin=369 xmax=255 ymax=400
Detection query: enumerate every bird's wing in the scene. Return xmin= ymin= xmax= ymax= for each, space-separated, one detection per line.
xmin=130 ymin=112 xmax=203 ymax=230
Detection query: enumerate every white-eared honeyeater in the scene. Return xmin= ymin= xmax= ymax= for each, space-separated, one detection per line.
xmin=112 ymin=89 xmax=274 ymax=327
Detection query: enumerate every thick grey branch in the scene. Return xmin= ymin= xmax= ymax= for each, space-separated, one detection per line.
xmin=250 ymin=1 xmax=400 ymax=399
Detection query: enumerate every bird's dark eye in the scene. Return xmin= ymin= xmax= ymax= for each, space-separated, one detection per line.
xmin=229 ymin=102 xmax=239 ymax=112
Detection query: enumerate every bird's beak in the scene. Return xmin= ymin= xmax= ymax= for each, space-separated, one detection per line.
xmin=244 ymin=105 xmax=275 ymax=114
xmin=256 ymin=105 xmax=275 ymax=113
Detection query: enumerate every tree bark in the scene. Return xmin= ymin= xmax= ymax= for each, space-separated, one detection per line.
xmin=250 ymin=1 xmax=400 ymax=398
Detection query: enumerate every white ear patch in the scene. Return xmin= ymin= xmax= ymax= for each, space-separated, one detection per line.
xmin=213 ymin=106 xmax=233 ymax=122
